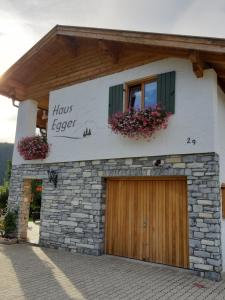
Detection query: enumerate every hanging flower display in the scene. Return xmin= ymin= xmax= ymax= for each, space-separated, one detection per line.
xmin=17 ymin=135 xmax=49 ymax=160
xmin=108 ymin=106 xmax=171 ymax=139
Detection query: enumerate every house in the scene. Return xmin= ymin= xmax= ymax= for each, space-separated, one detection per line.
xmin=0 ymin=25 xmax=225 ymax=281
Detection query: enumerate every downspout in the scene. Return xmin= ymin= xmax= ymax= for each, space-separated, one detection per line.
xmin=9 ymin=88 xmax=20 ymax=108
xmin=12 ymin=99 xmax=19 ymax=108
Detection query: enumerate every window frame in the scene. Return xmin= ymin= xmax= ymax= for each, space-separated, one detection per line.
xmin=125 ymin=75 xmax=157 ymax=110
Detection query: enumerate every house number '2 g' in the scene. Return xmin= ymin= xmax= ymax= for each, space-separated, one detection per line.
xmin=187 ymin=137 xmax=197 ymax=145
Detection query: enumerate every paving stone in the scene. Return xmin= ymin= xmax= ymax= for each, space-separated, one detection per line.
xmin=0 ymin=244 xmax=225 ymax=300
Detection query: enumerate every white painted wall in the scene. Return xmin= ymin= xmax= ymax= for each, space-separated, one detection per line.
xmin=215 ymin=86 xmax=225 ymax=271
xmin=13 ymin=58 xmax=218 ymax=165
xmin=12 ymin=99 xmax=38 ymax=164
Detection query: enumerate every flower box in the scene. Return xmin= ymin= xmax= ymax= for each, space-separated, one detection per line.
xmin=108 ymin=106 xmax=171 ymax=139
xmin=17 ymin=135 xmax=49 ymax=160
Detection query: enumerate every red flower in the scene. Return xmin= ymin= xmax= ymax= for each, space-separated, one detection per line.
xmin=17 ymin=136 xmax=49 ymax=160
xmin=108 ymin=106 xmax=171 ymax=139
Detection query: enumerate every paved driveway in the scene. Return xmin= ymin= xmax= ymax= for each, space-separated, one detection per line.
xmin=0 ymin=244 xmax=225 ymax=300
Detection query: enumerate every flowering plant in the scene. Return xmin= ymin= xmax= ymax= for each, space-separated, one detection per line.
xmin=17 ymin=135 xmax=49 ymax=160
xmin=108 ymin=106 xmax=171 ymax=139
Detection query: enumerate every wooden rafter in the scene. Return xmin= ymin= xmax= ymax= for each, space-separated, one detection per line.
xmin=189 ymin=51 xmax=205 ymax=78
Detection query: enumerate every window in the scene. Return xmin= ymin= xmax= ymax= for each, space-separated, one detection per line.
xmin=127 ymin=77 xmax=157 ymax=110
xmin=108 ymin=71 xmax=175 ymax=118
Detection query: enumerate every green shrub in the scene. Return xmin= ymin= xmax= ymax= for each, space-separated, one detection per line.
xmin=3 ymin=211 xmax=17 ymax=238
xmin=0 ymin=218 xmax=4 ymax=236
xmin=0 ymin=184 xmax=8 ymax=209
xmin=0 ymin=161 xmax=11 ymax=210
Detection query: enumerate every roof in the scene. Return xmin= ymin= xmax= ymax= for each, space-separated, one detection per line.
xmin=1 ymin=25 xmax=225 ymax=109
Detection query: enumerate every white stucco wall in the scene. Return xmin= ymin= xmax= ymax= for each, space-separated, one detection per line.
xmin=12 ymin=99 xmax=38 ymax=164
xmin=215 ymin=86 xmax=225 ymax=271
xmin=13 ymin=58 xmax=218 ymax=165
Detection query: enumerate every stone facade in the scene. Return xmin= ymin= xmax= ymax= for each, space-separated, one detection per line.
xmin=8 ymin=152 xmax=222 ymax=280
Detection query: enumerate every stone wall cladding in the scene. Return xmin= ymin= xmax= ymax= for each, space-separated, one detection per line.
xmin=8 ymin=152 xmax=222 ymax=281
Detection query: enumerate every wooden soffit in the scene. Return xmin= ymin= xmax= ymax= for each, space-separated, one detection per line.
xmin=1 ymin=25 xmax=225 ymax=109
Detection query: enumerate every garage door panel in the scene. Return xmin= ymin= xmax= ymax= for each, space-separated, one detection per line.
xmin=105 ymin=180 xmax=116 ymax=255
xmin=145 ymin=180 xmax=154 ymax=262
xmin=105 ymin=177 xmax=188 ymax=269
xmin=105 ymin=180 xmax=144 ymax=259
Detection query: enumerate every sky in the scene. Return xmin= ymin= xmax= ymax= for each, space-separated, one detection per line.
xmin=1 ymin=0 xmax=225 ymax=143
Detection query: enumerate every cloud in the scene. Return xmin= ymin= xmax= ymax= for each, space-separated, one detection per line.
xmin=171 ymin=0 xmax=225 ymax=37
xmin=2 ymin=0 xmax=225 ymax=37
xmin=0 ymin=0 xmax=194 ymax=34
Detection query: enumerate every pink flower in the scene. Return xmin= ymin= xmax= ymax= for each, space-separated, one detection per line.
xmin=108 ymin=105 xmax=171 ymax=139
xmin=17 ymin=136 xmax=49 ymax=160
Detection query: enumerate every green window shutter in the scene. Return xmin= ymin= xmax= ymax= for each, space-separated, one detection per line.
xmin=108 ymin=84 xmax=124 ymax=118
xmin=157 ymin=71 xmax=176 ymax=113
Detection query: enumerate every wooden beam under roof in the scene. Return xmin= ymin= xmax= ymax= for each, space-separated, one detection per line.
xmin=57 ymin=25 xmax=225 ymax=53
xmin=189 ymin=51 xmax=205 ymax=78
xmin=212 ymin=65 xmax=225 ymax=78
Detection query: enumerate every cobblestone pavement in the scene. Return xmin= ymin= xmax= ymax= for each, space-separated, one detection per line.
xmin=0 ymin=244 xmax=225 ymax=300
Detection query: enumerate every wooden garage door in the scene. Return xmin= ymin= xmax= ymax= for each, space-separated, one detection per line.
xmin=105 ymin=177 xmax=189 ymax=268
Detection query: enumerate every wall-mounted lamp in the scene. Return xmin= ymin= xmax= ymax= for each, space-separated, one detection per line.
xmin=47 ymin=169 xmax=58 ymax=188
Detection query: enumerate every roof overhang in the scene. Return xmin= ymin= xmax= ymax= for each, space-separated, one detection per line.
xmin=1 ymin=25 xmax=225 ymax=109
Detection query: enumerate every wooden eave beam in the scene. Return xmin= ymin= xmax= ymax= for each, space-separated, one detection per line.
xmin=189 ymin=51 xmax=205 ymax=78
xmin=201 ymin=53 xmax=225 ymax=64
xmin=57 ymin=25 xmax=225 ymax=54
xmin=212 ymin=66 xmax=225 ymax=78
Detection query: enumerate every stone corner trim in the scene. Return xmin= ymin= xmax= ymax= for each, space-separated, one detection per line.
xmin=8 ymin=152 xmax=222 ymax=281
